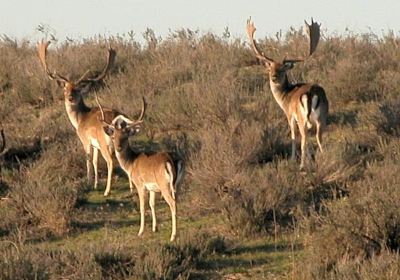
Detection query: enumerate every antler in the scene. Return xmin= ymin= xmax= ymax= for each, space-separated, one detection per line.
xmin=0 ymin=129 xmax=5 ymax=154
xmin=246 ymin=18 xmax=275 ymax=64
xmin=135 ymin=97 xmax=147 ymax=124
xmin=76 ymin=47 xmax=116 ymax=85
xmin=305 ymin=18 xmax=321 ymax=56
xmin=282 ymin=18 xmax=321 ymax=64
xmin=94 ymin=92 xmax=110 ymax=125
xmin=123 ymin=97 xmax=147 ymax=128
xmin=95 ymin=92 xmax=146 ymax=129
xmin=37 ymin=40 xmax=70 ymax=83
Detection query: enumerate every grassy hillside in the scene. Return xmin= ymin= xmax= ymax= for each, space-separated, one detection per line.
xmin=0 ymin=27 xmax=400 ymax=279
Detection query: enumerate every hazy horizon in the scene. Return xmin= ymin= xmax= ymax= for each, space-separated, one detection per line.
xmin=1 ymin=0 xmax=399 ymax=43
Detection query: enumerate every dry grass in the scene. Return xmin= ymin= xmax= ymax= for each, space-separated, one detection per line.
xmin=0 ymin=25 xmax=399 ymax=278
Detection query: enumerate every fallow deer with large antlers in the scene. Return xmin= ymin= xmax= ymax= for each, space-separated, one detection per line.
xmin=246 ymin=18 xmax=329 ymax=169
xmin=37 ymin=41 xmax=120 ymax=196
xmin=97 ymin=95 xmax=184 ymax=241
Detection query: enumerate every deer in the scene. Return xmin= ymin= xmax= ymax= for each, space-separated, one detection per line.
xmin=37 ymin=41 xmax=120 ymax=196
xmin=96 ymin=94 xmax=184 ymax=241
xmin=246 ymin=18 xmax=329 ymax=169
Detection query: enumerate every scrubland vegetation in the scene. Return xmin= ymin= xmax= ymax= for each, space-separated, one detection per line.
xmin=0 ymin=26 xmax=400 ymax=279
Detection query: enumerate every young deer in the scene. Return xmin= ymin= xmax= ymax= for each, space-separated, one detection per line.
xmin=246 ymin=18 xmax=329 ymax=169
xmin=37 ymin=41 xmax=120 ymax=196
xmin=97 ymin=95 xmax=184 ymax=241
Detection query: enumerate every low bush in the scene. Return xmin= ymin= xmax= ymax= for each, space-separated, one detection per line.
xmin=358 ymin=98 xmax=400 ymax=137
xmin=0 ymin=231 xmax=226 ymax=280
xmin=133 ymin=232 xmax=226 ymax=280
xmin=327 ymin=250 xmax=400 ymax=280
xmin=0 ymin=243 xmax=101 ymax=280
xmin=298 ymin=154 xmax=400 ymax=279
xmin=0 ymin=143 xmax=83 ymax=237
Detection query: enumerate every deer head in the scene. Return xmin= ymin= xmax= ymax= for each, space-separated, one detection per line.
xmin=37 ymin=41 xmax=116 ymax=105
xmin=95 ymin=93 xmax=146 ymax=152
xmin=246 ymin=17 xmax=321 ymax=84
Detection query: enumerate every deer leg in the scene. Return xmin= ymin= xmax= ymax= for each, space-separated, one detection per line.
xmin=92 ymin=148 xmax=99 ymax=190
xmin=289 ymin=118 xmax=297 ymax=160
xmin=161 ymin=189 xmax=177 ymax=242
xmin=85 ymin=145 xmax=93 ymax=184
xmin=299 ymin=124 xmax=308 ymax=170
xmin=316 ymin=122 xmax=324 ymax=153
xmin=137 ymin=186 xmax=146 ymax=237
xmin=149 ymin=191 xmax=157 ymax=232
xmin=99 ymin=148 xmax=113 ymax=196
xmin=129 ymin=180 xmax=134 ymax=193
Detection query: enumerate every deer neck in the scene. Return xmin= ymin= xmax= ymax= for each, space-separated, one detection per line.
xmin=114 ymin=140 xmax=140 ymax=174
xmin=269 ymin=75 xmax=292 ymax=114
xmin=64 ymin=98 xmax=91 ymax=130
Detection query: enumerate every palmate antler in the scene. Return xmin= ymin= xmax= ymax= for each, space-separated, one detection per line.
xmin=37 ymin=40 xmax=70 ymax=83
xmin=246 ymin=17 xmax=321 ymax=64
xmin=283 ymin=18 xmax=321 ymax=64
xmin=305 ymin=18 xmax=321 ymax=56
xmin=37 ymin=41 xmax=116 ymax=88
xmin=246 ymin=17 xmax=275 ymax=64
xmin=76 ymin=47 xmax=116 ymax=85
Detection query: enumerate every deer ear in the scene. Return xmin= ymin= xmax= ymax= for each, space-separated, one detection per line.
xmin=77 ymin=82 xmax=92 ymax=95
xmin=127 ymin=124 xmax=141 ymax=136
xmin=283 ymin=62 xmax=295 ymax=70
xmin=264 ymin=61 xmax=272 ymax=68
xmin=103 ymin=125 xmax=114 ymax=136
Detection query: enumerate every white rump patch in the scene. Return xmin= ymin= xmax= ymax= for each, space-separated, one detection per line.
xmin=144 ymin=183 xmax=159 ymax=192
xmin=90 ymin=138 xmax=100 ymax=149
xmin=105 ymin=134 xmax=113 ymax=150
xmin=164 ymin=169 xmax=171 ymax=180
xmin=311 ymin=95 xmax=319 ymax=111
xmin=165 ymin=163 xmax=175 ymax=199
xmin=300 ymin=95 xmax=309 ymax=117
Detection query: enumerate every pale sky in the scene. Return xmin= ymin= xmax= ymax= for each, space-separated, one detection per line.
xmin=1 ymin=0 xmax=399 ymax=42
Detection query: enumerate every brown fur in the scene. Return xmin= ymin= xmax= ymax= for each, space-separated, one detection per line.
xmin=37 ymin=41 xmax=119 ymax=196
xmin=267 ymin=62 xmax=329 ymax=169
xmin=62 ymin=83 xmax=121 ymax=196
xmin=246 ymin=19 xmax=328 ymax=169
xmin=105 ymin=121 xmax=180 ymax=242
xmin=131 ymin=153 xmax=176 ymax=185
